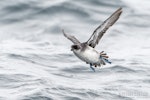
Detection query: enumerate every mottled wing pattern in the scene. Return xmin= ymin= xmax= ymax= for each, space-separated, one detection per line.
xmin=62 ymin=29 xmax=81 ymax=44
xmin=87 ymin=7 xmax=122 ymax=48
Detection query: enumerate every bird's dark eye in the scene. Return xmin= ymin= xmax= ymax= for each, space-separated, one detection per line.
xmin=74 ymin=45 xmax=78 ymax=49
xmin=71 ymin=45 xmax=80 ymax=50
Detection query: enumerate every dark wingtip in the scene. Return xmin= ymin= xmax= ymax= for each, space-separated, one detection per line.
xmin=62 ymin=29 xmax=67 ymax=37
xmin=113 ymin=7 xmax=123 ymax=16
xmin=117 ymin=7 xmax=123 ymax=12
xmin=117 ymin=7 xmax=123 ymax=14
xmin=119 ymin=7 xmax=122 ymax=10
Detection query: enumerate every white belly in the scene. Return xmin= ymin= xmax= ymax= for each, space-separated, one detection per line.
xmin=73 ymin=46 xmax=100 ymax=64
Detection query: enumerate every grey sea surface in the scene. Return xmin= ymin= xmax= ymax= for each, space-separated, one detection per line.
xmin=0 ymin=0 xmax=150 ymax=100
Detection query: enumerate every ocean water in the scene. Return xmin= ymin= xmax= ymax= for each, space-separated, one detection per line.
xmin=0 ymin=0 xmax=150 ymax=100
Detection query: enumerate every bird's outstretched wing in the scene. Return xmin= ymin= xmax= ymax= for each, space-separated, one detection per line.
xmin=87 ymin=7 xmax=122 ymax=48
xmin=62 ymin=29 xmax=81 ymax=44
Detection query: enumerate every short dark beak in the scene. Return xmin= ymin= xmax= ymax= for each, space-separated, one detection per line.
xmin=71 ymin=48 xmax=73 ymax=51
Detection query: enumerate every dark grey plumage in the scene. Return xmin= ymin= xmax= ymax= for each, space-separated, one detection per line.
xmin=62 ymin=29 xmax=80 ymax=45
xmin=87 ymin=7 xmax=122 ymax=48
xmin=63 ymin=8 xmax=122 ymax=49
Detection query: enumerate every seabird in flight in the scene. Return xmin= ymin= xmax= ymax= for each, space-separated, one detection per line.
xmin=62 ymin=7 xmax=122 ymax=72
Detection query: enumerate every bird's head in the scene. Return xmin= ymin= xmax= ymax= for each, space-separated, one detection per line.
xmin=71 ymin=44 xmax=81 ymax=51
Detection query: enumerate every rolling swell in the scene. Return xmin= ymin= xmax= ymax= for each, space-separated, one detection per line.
xmin=0 ymin=0 xmax=150 ymax=100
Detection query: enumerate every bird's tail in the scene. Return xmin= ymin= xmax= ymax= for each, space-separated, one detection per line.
xmin=99 ymin=51 xmax=111 ymax=65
